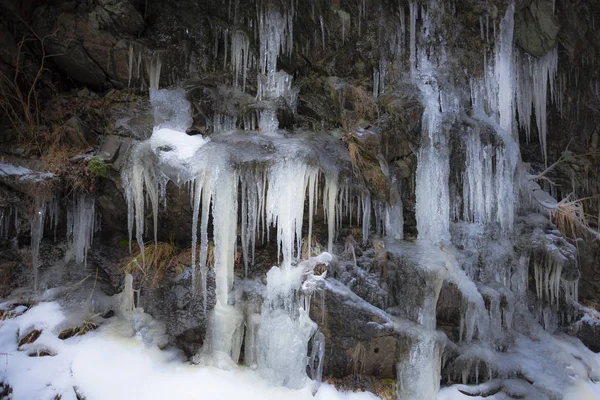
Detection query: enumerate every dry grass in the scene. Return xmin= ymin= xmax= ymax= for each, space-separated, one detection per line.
xmin=122 ymin=241 xmax=186 ymax=288
xmin=549 ymin=194 xmax=600 ymax=239
xmin=347 ymin=340 xmax=367 ymax=377
xmin=324 ymin=375 xmax=395 ymax=400
xmin=301 ymin=236 xmax=324 ymax=260
xmin=58 ymin=319 xmax=99 ymax=340
xmin=0 ymin=304 xmax=28 ymax=321
xmin=347 ymin=140 xmax=368 ymax=178
xmin=18 ymin=329 xmax=41 ymax=347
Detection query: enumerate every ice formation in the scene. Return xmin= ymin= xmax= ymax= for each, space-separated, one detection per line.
xmin=123 ymin=84 xmax=351 ymax=385
xmin=67 ymin=193 xmax=96 ymax=267
xmin=12 ymin=0 xmax=594 ymax=398
xmin=467 ymin=2 xmax=518 ymax=234
xmin=515 ymin=46 xmax=559 ymax=165
xmin=412 ymin=3 xmax=454 ymax=244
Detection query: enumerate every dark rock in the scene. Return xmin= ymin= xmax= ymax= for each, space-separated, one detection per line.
xmin=515 ymin=0 xmax=560 ymax=56
xmin=142 ymin=269 xmax=216 ymax=358
xmin=32 ymin=0 xmax=147 ymax=87
xmin=63 ymin=116 xmax=96 ymax=148
xmin=98 ymin=135 xmax=122 ymax=163
xmin=573 ymin=314 xmax=600 ymax=352
xmin=310 ymin=279 xmax=396 ymax=378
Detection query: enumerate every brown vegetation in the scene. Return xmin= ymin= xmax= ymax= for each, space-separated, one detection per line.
xmin=121 ymin=241 xmax=186 ymax=288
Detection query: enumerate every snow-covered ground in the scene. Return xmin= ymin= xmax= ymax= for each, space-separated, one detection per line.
xmin=0 ymin=302 xmax=378 ymax=400
xmin=3 ymin=301 xmax=600 ymax=399
xmin=438 ymin=380 xmax=600 ymax=400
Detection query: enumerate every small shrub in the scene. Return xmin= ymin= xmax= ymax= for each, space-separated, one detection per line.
xmin=87 ymin=157 xmax=111 ymax=178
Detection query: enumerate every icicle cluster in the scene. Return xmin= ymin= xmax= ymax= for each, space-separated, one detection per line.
xmin=67 ymin=193 xmax=96 ymax=267
xmin=467 ymin=2 xmax=518 ymax=234
xmin=515 ymin=47 xmax=559 ymax=165
xmin=29 ymin=196 xmax=59 ymax=291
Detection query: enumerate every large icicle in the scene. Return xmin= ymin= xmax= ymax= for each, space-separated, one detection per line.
xmin=30 ymin=197 xmax=47 ymax=292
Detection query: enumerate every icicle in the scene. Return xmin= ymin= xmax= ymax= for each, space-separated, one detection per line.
xmin=361 ymin=193 xmax=371 ymax=246
xmin=213 ymin=170 xmax=238 ymax=305
xmin=319 ymin=15 xmax=325 ymax=51
xmin=199 ymin=178 xmax=211 ymax=311
xmin=325 ymin=174 xmax=339 ymax=253
xmin=148 ymin=53 xmax=162 ymax=90
xmin=515 ymin=47 xmax=558 ymax=165
xmin=128 ymin=44 xmax=134 ymax=88
xmin=308 ymin=330 xmax=325 ymax=383
xmin=30 ymin=197 xmax=47 ymax=292
xmin=307 ymin=170 xmax=318 ymax=258
xmin=409 ymin=2 xmax=417 ymax=77
xmin=231 ymin=30 xmax=251 ymax=91
xmin=67 ymin=193 xmax=96 ymax=267
xmin=190 ymin=176 xmax=203 ymax=289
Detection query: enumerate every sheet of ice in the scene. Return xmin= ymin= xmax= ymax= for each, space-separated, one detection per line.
xmin=439 ymin=322 xmax=600 ymax=400
xmin=0 ymin=162 xmax=55 ymax=181
xmin=0 ymin=303 xmax=378 ymax=400
xmin=149 ymin=88 xmax=193 ymax=132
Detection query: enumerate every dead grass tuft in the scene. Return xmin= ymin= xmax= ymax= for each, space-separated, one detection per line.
xmin=347 ymin=341 xmax=367 ymax=377
xmin=324 ymin=375 xmax=395 ymax=400
xmin=58 ymin=320 xmax=99 ymax=340
xmin=549 ymin=194 xmax=600 ymax=239
xmin=122 ymin=242 xmax=186 ymax=288
xmin=18 ymin=329 xmax=41 ymax=347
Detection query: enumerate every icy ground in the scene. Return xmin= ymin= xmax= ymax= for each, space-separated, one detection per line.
xmin=438 ymin=380 xmax=600 ymax=400
xmin=0 ymin=302 xmax=378 ymax=400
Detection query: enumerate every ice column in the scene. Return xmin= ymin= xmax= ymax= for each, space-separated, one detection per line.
xmin=257 ymin=163 xmax=328 ymax=388
xmin=413 ymin=20 xmax=451 ymax=243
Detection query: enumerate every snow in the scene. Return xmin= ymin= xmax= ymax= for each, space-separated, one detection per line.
xmin=0 ymin=302 xmax=379 ymax=400
xmin=0 ymin=162 xmax=54 ymax=181
xmin=150 ymin=128 xmax=210 ymax=162
xmin=438 ymin=324 xmax=600 ymax=400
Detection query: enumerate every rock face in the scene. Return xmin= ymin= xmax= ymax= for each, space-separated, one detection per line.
xmin=32 ymin=0 xmax=146 ymax=87
xmin=514 ymin=0 xmax=560 ymax=56
xmin=310 ymin=279 xmax=397 ymax=378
